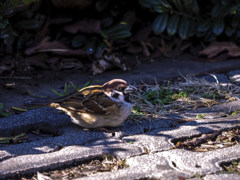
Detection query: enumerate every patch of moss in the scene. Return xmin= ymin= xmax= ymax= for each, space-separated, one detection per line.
xmin=143 ymin=88 xmax=187 ymax=105
xmin=223 ymin=160 xmax=240 ymax=175
xmin=196 ymin=114 xmax=206 ymax=119
xmin=203 ymin=92 xmax=221 ymax=99
xmin=0 ymin=103 xmax=12 ymax=117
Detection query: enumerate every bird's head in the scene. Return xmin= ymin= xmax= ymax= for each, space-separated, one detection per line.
xmin=103 ymin=79 xmax=134 ymax=102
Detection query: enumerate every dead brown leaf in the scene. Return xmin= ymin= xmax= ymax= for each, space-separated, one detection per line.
xmin=54 ymin=49 xmax=87 ymax=57
xmin=60 ymin=58 xmax=83 ymax=70
xmin=25 ymin=37 xmax=87 ymax=57
xmin=104 ymin=54 xmax=127 ymax=71
xmin=127 ymin=42 xmax=143 ymax=54
xmin=64 ymin=18 xmax=101 ymax=34
xmin=46 ymin=57 xmax=61 ymax=70
xmin=199 ymin=41 xmax=240 ymax=59
xmin=133 ymin=25 xmax=152 ymax=41
xmin=140 ymin=41 xmax=150 ymax=57
xmin=51 ymin=0 xmax=93 ymax=9
xmin=159 ymin=38 xmax=190 ymax=58
xmin=0 ymin=56 xmax=15 ymax=75
xmin=91 ymin=54 xmax=135 ymax=75
xmin=175 ymin=130 xmax=220 ymax=149
xmin=178 ymin=176 xmax=186 ymax=180
xmin=0 ymin=64 xmax=13 ymax=75
xmin=49 ymin=17 xmax=73 ymax=25
xmin=25 ymin=37 xmax=67 ymax=55
xmin=91 ymin=59 xmax=113 ymax=75
xmin=25 ymin=53 xmax=49 ymax=69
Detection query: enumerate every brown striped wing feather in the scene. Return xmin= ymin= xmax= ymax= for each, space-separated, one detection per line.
xmin=51 ymin=85 xmax=117 ymax=114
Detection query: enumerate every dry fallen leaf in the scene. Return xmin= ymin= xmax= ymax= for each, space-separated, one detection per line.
xmin=60 ymin=58 xmax=83 ymax=70
xmin=0 ymin=56 xmax=15 ymax=75
xmin=25 ymin=54 xmax=49 ymax=69
xmin=91 ymin=54 xmax=133 ymax=75
xmin=51 ymin=0 xmax=93 ymax=9
xmin=133 ymin=25 xmax=152 ymax=41
xmin=49 ymin=17 xmax=73 ymax=25
xmin=159 ymin=38 xmax=190 ymax=58
xmin=91 ymin=59 xmax=113 ymax=75
xmin=64 ymin=18 xmax=101 ymax=34
xmin=37 ymin=171 xmax=53 ymax=180
xmin=54 ymin=49 xmax=87 ymax=57
xmin=107 ymin=55 xmax=127 ymax=71
xmin=25 ymin=37 xmax=87 ymax=57
xmin=25 ymin=37 xmax=67 ymax=55
xmin=175 ymin=130 xmax=220 ymax=149
xmin=127 ymin=42 xmax=143 ymax=54
xmin=140 ymin=41 xmax=150 ymax=57
xmin=199 ymin=41 xmax=240 ymax=59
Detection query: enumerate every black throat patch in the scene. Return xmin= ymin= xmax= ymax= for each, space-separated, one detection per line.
xmin=112 ymin=92 xmax=120 ymax=99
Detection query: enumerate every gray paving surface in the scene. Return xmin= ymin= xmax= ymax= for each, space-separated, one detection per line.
xmin=203 ymin=173 xmax=240 ymax=180
xmin=82 ymin=145 xmax=240 ymax=180
xmin=1 ymin=67 xmax=240 ymax=179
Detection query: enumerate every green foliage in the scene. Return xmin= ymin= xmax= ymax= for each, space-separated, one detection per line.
xmin=0 ymin=133 xmax=26 ymax=144
xmin=82 ymin=21 xmax=131 ymax=58
xmin=0 ymin=0 xmax=36 ymax=17
xmin=84 ymin=37 xmax=98 ymax=55
xmin=81 ymin=79 xmax=100 ymax=89
xmin=172 ymin=91 xmax=188 ymax=99
xmin=51 ymin=83 xmax=73 ymax=97
xmin=196 ymin=114 xmax=206 ymax=119
xmin=95 ymin=0 xmax=111 ymax=12
xmin=132 ymin=106 xmax=146 ymax=115
xmin=223 ymin=160 xmax=240 ymax=175
xmin=0 ymin=103 xmax=12 ymax=117
xmin=11 ymin=106 xmax=28 ymax=112
xmin=0 ymin=0 xmax=239 ymax=62
xmin=140 ymin=0 xmax=240 ymax=41
xmin=0 ymin=0 xmax=42 ymax=50
xmin=231 ymin=110 xmax=240 ymax=116
xmin=0 ymin=16 xmax=8 ymax=29
xmin=203 ymin=92 xmax=221 ymax=99
xmin=144 ymin=88 xmax=173 ymax=105
xmin=101 ymin=22 xmax=131 ymax=40
xmin=143 ymin=88 xmax=188 ymax=105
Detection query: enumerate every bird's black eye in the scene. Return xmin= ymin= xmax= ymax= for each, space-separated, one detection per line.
xmin=117 ymin=86 xmax=125 ymax=92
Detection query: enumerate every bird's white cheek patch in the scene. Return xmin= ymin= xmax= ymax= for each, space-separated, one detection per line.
xmin=106 ymin=90 xmax=125 ymax=103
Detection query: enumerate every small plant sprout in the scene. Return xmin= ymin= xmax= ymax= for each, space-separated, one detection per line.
xmin=0 ymin=103 xmax=12 ymax=117
xmin=51 ymin=80 xmax=100 ymax=97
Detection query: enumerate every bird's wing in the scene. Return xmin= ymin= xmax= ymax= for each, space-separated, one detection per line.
xmin=52 ymin=85 xmax=117 ymax=114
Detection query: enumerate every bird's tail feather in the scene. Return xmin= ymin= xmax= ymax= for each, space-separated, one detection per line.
xmin=24 ymin=98 xmax=51 ymax=107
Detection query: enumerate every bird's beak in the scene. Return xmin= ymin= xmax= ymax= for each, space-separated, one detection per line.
xmin=124 ymin=86 xmax=135 ymax=94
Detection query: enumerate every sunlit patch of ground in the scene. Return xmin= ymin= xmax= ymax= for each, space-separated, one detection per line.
xmin=174 ymin=127 xmax=240 ymax=152
xmin=129 ymin=75 xmax=240 ymax=119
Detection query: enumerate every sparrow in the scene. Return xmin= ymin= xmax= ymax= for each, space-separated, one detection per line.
xmin=48 ymin=79 xmax=133 ymax=128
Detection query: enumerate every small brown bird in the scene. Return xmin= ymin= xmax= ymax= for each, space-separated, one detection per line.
xmin=49 ymin=79 xmax=133 ymax=128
